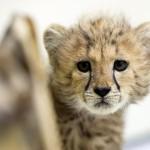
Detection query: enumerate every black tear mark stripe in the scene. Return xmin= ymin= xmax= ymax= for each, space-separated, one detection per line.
xmin=113 ymin=70 xmax=120 ymax=91
xmin=85 ymin=71 xmax=92 ymax=91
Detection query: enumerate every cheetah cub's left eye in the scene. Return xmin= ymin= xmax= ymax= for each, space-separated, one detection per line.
xmin=114 ymin=60 xmax=129 ymax=72
xmin=77 ymin=61 xmax=91 ymax=73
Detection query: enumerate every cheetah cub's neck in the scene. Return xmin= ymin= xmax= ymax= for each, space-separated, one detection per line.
xmin=44 ymin=15 xmax=150 ymax=150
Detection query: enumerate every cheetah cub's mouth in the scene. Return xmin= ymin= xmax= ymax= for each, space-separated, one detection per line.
xmin=83 ymin=87 xmax=126 ymax=115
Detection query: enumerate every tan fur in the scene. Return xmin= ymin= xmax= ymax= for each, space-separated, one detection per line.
xmin=44 ymin=15 xmax=150 ymax=150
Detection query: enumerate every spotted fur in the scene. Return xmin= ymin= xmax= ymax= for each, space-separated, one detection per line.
xmin=44 ymin=15 xmax=150 ymax=150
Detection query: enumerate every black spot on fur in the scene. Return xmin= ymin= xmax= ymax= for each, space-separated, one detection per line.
xmin=79 ymin=25 xmax=94 ymax=50
xmin=65 ymin=127 xmax=72 ymax=136
xmin=118 ymin=30 xmax=123 ymax=36
xmin=78 ymin=144 xmax=84 ymax=150
xmin=70 ymin=137 xmax=75 ymax=150
xmin=79 ymin=122 xmax=92 ymax=138
xmin=111 ymin=40 xmax=116 ymax=45
xmin=95 ymin=145 xmax=104 ymax=150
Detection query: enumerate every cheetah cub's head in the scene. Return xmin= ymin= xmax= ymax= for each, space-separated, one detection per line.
xmin=44 ymin=16 xmax=150 ymax=115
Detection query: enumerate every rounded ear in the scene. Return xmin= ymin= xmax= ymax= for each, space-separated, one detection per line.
xmin=43 ymin=24 xmax=67 ymax=52
xmin=135 ymin=22 xmax=150 ymax=52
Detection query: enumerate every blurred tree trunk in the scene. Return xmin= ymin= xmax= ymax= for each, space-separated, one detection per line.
xmin=0 ymin=15 xmax=62 ymax=150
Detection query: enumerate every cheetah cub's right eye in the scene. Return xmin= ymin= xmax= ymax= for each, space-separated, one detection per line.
xmin=114 ymin=60 xmax=129 ymax=72
xmin=77 ymin=61 xmax=91 ymax=73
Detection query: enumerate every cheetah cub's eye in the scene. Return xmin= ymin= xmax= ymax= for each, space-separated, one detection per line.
xmin=77 ymin=61 xmax=91 ymax=73
xmin=114 ymin=60 xmax=129 ymax=72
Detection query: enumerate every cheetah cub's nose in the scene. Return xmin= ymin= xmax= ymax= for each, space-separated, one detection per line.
xmin=94 ymin=87 xmax=111 ymax=97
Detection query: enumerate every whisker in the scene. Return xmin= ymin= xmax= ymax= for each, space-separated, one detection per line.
xmin=85 ymin=96 xmax=95 ymax=98
xmin=85 ymin=94 xmax=93 ymax=96
xmin=107 ymin=95 xmax=120 ymax=98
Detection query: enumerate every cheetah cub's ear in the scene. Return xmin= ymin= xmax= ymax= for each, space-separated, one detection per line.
xmin=43 ymin=24 xmax=67 ymax=52
xmin=135 ymin=22 xmax=150 ymax=54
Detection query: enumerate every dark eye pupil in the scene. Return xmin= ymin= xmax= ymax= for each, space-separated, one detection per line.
xmin=114 ymin=60 xmax=128 ymax=71
xmin=77 ymin=61 xmax=91 ymax=72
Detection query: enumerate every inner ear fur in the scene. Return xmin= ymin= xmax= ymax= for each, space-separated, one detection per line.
xmin=135 ymin=22 xmax=150 ymax=52
xmin=43 ymin=24 xmax=67 ymax=52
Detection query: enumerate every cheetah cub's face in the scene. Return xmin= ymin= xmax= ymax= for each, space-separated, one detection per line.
xmin=44 ymin=17 xmax=150 ymax=115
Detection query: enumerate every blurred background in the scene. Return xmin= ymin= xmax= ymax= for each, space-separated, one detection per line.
xmin=0 ymin=0 xmax=150 ymax=149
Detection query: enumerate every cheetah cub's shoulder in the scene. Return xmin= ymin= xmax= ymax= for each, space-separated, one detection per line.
xmin=44 ymin=15 xmax=150 ymax=150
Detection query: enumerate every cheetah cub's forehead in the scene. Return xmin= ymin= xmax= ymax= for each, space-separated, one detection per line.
xmin=77 ymin=16 xmax=131 ymax=45
xmin=73 ymin=16 xmax=132 ymax=62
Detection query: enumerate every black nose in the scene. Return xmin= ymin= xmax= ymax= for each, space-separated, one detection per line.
xmin=94 ymin=87 xmax=111 ymax=97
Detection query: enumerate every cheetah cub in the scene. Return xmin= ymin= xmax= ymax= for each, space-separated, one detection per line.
xmin=44 ymin=15 xmax=150 ymax=150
